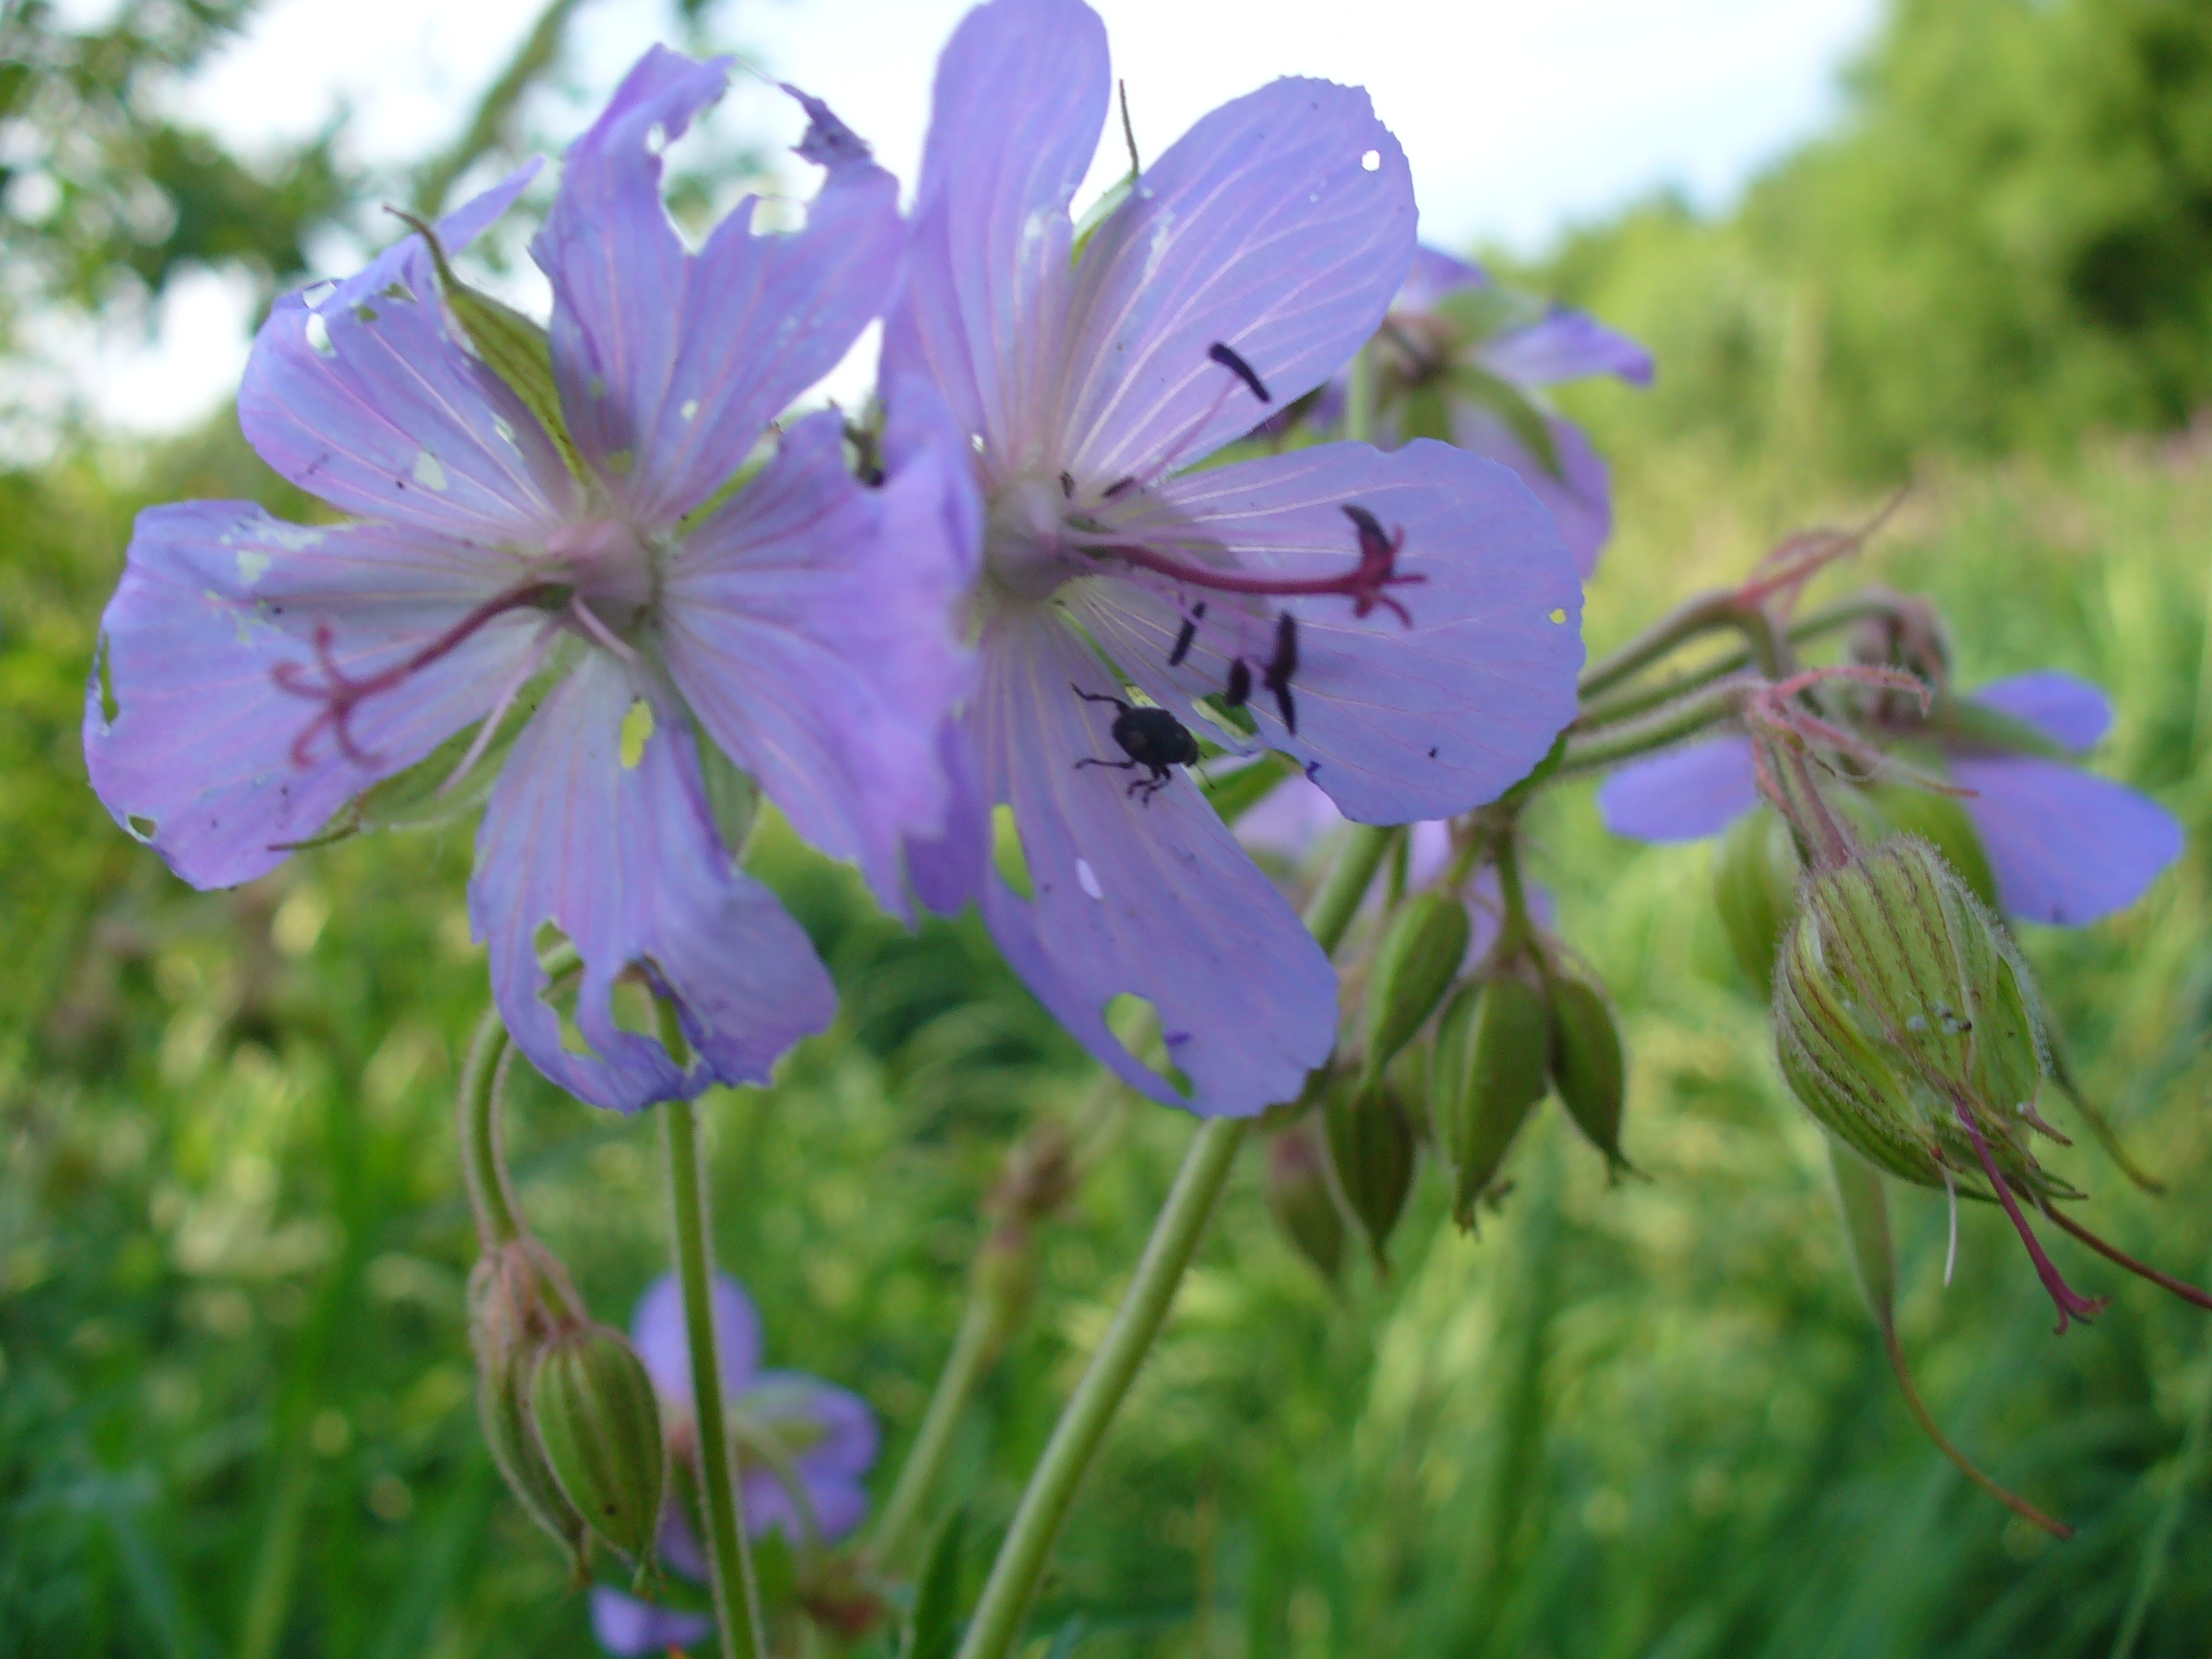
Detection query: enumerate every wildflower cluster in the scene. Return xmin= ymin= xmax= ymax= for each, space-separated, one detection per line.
xmin=76 ymin=0 xmax=2206 ymax=1649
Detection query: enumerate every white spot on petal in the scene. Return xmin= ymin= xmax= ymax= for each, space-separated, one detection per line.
xmin=1360 ymin=149 xmax=1381 ymax=172
xmin=645 ymin=122 xmax=667 ymax=156
xmin=262 ymin=522 xmax=326 ymax=551
xmin=412 ymin=450 xmax=448 ymax=492
xmin=680 ymin=399 xmax=699 ymax=421
xmin=235 ymin=549 xmax=270 ymax=585
xmin=1076 ymin=857 xmax=1104 ymax=901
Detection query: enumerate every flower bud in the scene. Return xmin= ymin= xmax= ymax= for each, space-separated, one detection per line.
xmin=468 ymin=1244 xmax=588 ymax=1575
xmin=1771 ymin=834 xmax=2051 ymax=1199
xmin=1359 ymin=890 xmax=1472 ymax=1088
xmin=1263 ymin=1119 xmax=1346 ymax=1285
xmin=1322 ymin=1076 xmax=1415 ymax=1270
xmin=1549 ymin=975 xmax=1629 ymax=1177
xmin=1712 ymin=806 xmax=1800 ymax=997
xmin=1431 ymin=975 xmax=1550 ymax=1230
xmin=529 ymin=1323 xmax=668 ymax=1575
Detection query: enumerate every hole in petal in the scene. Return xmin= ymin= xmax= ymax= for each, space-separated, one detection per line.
xmin=991 ymin=804 xmax=1035 ymax=901
xmin=125 ymin=812 xmax=156 ymax=841
xmin=534 ymin=923 xmax=597 ymax=1058
xmin=1105 ymin=993 xmax=1192 ymax=1098
xmin=619 ymin=699 xmax=656 ymax=770
xmin=305 ymin=312 xmax=335 ymax=357
xmin=1360 ymin=149 xmax=1381 ymax=172
xmin=609 ymin=969 xmax=660 ymax=1039
xmin=1549 ymin=607 xmax=1567 ymax=624
xmin=302 ymin=280 xmax=337 ymax=308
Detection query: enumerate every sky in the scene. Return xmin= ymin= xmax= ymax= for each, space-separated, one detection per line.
xmin=75 ymin=0 xmax=1882 ymax=434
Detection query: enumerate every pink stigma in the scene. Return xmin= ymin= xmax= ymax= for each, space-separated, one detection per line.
xmin=1952 ymin=1097 xmax=2107 ymax=1334
xmin=272 ymin=580 xmax=566 ymax=768
xmin=1094 ymin=502 xmax=1425 ymax=628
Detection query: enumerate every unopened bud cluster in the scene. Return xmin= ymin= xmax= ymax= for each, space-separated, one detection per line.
xmin=1281 ymin=863 xmax=1635 ymax=1274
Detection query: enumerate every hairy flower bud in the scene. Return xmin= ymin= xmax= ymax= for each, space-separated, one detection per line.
xmin=1264 ymin=1119 xmax=1346 ymax=1285
xmin=1550 ymin=974 xmax=1629 ymax=1177
xmin=1431 ymin=975 xmax=1550 ymax=1229
xmin=1772 ymin=834 xmax=2050 ymax=1196
xmin=1360 ymin=889 xmax=1472 ymax=1089
xmin=1323 ymin=1076 xmax=1416 ymax=1270
xmin=469 ymin=1242 xmax=589 ymax=1576
xmin=1712 ymin=806 xmax=1801 ymax=997
xmin=529 ymin=1323 xmax=669 ymax=1575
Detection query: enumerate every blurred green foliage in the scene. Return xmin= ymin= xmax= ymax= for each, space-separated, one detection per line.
xmin=7 ymin=0 xmax=2212 ymax=1655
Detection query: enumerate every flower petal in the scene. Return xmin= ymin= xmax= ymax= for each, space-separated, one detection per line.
xmin=662 ymin=405 xmax=974 ymax=914
xmin=589 ymin=1588 xmax=714 ymax=1657
xmin=1452 ymin=404 xmax=1615 ymax=579
xmin=238 ymin=164 xmax=579 ymax=543
xmin=1963 ymin=670 xmax=2112 ymax=754
xmin=536 ymin=48 xmax=903 ymax=525
xmin=974 ymin=607 xmax=1336 ymax=1116
xmin=1058 ymin=78 xmax=1414 ymax=485
xmin=1399 ymin=245 xmax=1487 ymax=309
xmin=84 ymin=503 xmax=540 ymax=888
xmin=880 ymin=0 xmax=1109 ymax=474
xmin=1085 ymin=439 xmax=1581 ymax=823
xmin=630 ymin=1271 xmax=764 ymax=1407
xmin=469 ymin=652 xmax=835 ymax=1113
xmin=739 ymin=1370 xmax=878 ymax=1543
xmin=1950 ymin=755 xmax=2182 ymax=926
xmin=1595 ymin=736 xmax=1760 ymax=843
xmin=1479 ymin=306 xmax=1654 ymax=389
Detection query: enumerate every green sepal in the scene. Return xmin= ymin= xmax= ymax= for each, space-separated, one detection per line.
xmin=393 ymin=209 xmax=590 ymax=485
xmin=1431 ymin=975 xmax=1551 ymax=1229
xmin=1549 ymin=975 xmax=1631 ymax=1176
xmin=1322 ymin=1077 xmax=1416 ymax=1271
xmin=527 ymin=1324 xmax=668 ymax=1571
xmin=1359 ymin=890 xmax=1472 ymax=1090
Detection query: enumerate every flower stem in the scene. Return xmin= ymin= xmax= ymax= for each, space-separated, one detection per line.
xmin=870 ymin=1289 xmax=1004 ymax=1569
xmin=950 ymin=1118 xmax=1247 ymax=1659
xmin=1577 ymin=591 xmax=1742 ymax=700
xmin=662 ymin=1096 xmax=767 ymax=1659
xmin=950 ymin=827 xmax=1391 ymax=1659
xmin=1554 ymin=679 xmax=1750 ymax=778
xmin=458 ymin=1008 xmax=525 ymax=1247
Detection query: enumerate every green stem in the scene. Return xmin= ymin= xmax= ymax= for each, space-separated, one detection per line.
xmin=2110 ymin=1246 xmax=2212 ymax=1659
xmin=1574 ymin=594 xmax=1894 ymax=731
xmin=1577 ymin=591 xmax=1741 ymax=700
xmin=459 ymin=1009 xmax=524 ymax=1247
xmin=950 ymin=827 xmax=1392 ymax=1659
xmin=662 ymin=1097 xmax=767 ymax=1659
xmin=951 ymin=1118 xmax=1248 ymax=1659
xmin=870 ymin=1290 xmax=1003 ymax=1569
xmin=1555 ymin=680 xmax=1748 ymax=778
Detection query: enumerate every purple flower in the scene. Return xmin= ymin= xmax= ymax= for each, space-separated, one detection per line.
xmin=1370 ymin=247 xmax=1650 ymax=578
xmin=1595 ymin=671 xmax=2183 ymax=926
xmin=882 ymin=0 xmax=1583 ymax=1117
xmin=83 ymin=49 xmax=975 ymax=1113
xmin=590 ymin=1271 xmax=879 ymax=1655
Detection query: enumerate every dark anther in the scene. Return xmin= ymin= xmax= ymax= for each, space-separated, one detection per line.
xmin=1169 ymin=616 xmax=1198 ymax=667
xmin=1262 ymin=612 xmax=1299 ymax=733
xmin=1070 ymin=683 xmax=1200 ymax=805
xmin=1208 ymin=341 xmax=1272 ymax=403
xmin=1224 ymin=659 xmax=1253 ymax=708
xmin=1059 ymin=470 xmax=1075 ymax=498
xmin=1103 ymin=475 xmax=1139 ymax=499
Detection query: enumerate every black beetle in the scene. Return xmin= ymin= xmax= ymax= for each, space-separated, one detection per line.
xmin=1070 ymin=683 xmax=1200 ymax=804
